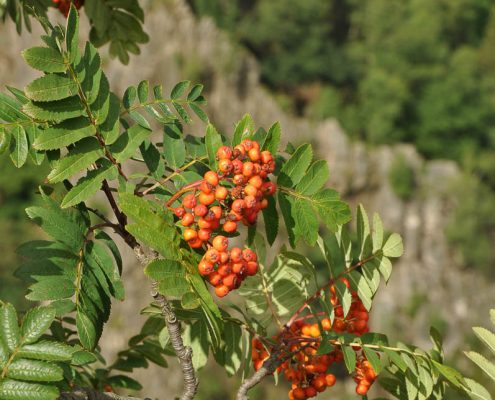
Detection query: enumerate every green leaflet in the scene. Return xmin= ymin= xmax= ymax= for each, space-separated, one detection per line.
xmin=34 ymin=117 xmax=96 ymax=150
xmin=7 ymin=359 xmax=63 ymax=382
xmin=261 ymin=121 xmax=281 ymax=155
xmin=0 ymin=303 xmax=20 ymax=352
xmin=0 ymin=380 xmax=59 ymax=400
xmin=109 ymin=124 xmax=151 ymax=163
xmin=47 ymin=137 xmax=103 ymax=183
xmin=171 ymin=80 xmax=190 ymax=100
xmin=9 ymin=125 xmax=28 ymax=168
xmin=278 ymin=143 xmax=313 ymax=187
xmin=18 ymin=341 xmax=74 ymax=362
xmin=295 ymin=159 xmax=329 ymax=196
xmin=61 ymin=162 xmax=117 ymax=208
xmin=262 ymin=195 xmax=278 ymax=246
xmin=205 ymin=123 xmax=223 ymax=169
xmin=23 ymin=96 xmax=85 ymax=121
xmin=383 ymin=233 xmax=404 ymax=258
xmin=25 ymin=75 xmax=78 ymax=102
xmin=222 ymin=320 xmax=243 ymax=376
xmin=182 ymin=319 xmax=209 ymax=370
xmin=20 ymin=306 xmax=56 ymax=345
xmin=22 ymin=47 xmax=67 ymax=73
xmin=25 ymin=277 xmax=76 ymax=301
xmin=163 ymin=123 xmax=186 ymax=169
xmin=84 ymin=241 xmax=125 ymax=301
xmin=232 ymin=114 xmax=254 ymax=146
xmin=66 ymin=5 xmax=79 ymax=63
xmin=293 ymin=198 xmax=318 ymax=245
xmin=76 ymin=310 xmax=97 ymax=351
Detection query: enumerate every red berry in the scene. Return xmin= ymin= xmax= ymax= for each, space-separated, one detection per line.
xmin=248 ymin=148 xmax=261 ymax=162
xmin=215 ymin=186 xmax=229 ymax=200
xmin=174 ymin=207 xmax=185 ymax=217
xmin=194 ymin=204 xmax=208 ymax=217
xmin=198 ymin=260 xmax=214 ymax=275
xmin=216 ymin=146 xmax=233 ymax=160
xmin=198 ymin=228 xmax=211 ymax=242
xmin=260 ymin=151 xmax=273 ymax=164
xmin=183 ymin=228 xmax=198 ymax=242
xmin=182 ymin=194 xmax=197 ymax=209
xmin=180 ymin=214 xmax=193 ymax=229
xmin=215 ymin=285 xmax=229 ymax=297
xmin=204 ymin=171 xmax=219 ymax=186
xmin=230 ymin=247 xmax=243 ymax=263
xmin=198 ymin=192 xmax=215 ymax=205
xmin=219 ymin=159 xmax=233 ymax=174
xmin=212 ymin=235 xmax=229 ymax=252
xmin=223 ymin=220 xmax=237 ymax=233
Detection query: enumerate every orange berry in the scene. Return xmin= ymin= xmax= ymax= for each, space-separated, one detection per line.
xmin=219 ymin=251 xmax=230 ymax=264
xmin=217 ymin=264 xmax=232 ymax=277
xmin=248 ymin=175 xmax=263 ymax=189
xmin=242 ymin=248 xmax=257 ymax=262
xmin=223 ymin=220 xmax=237 ymax=233
xmin=231 ymin=199 xmax=246 ymax=214
xmin=232 ymin=262 xmax=246 ymax=274
xmin=292 ymin=388 xmax=306 ymax=400
xmin=244 ymin=195 xmax=257 ymax=208
xmin=208 ymin=272 xmax=222 ymax=286
xmin=209 ymin=205 xmax=223 ymax=219
xmin=230 ymin=247 xmax=243 ymax=263
xmin=233 ymin=144 xmax=246 ymax=159
xmin=188 ymin=238 xmax=203 ymax=249
xmin=248 ymin=148 xmax=261 ymax=162
xmin=356 ymin=384 xmax=369 ymax=395
xmin=198 ymin=192 xmax=215 ymax=205
xmin=321 ymin=318 xmax=332 ymax=331
xmin=263 ymin=181 xmax=277 ymax=195
xmin=325 ymin=374 xmax=336 ymax=387
xmin=204 ymin=171 xmax=219 ymax=186
xmin=312 ymin=375 xmax=327 ymax=392
xmin=215 ymin=285 xmax=229 ymax=297
xmin=182 ymin=194 xmax=197 ymax=209
xmin=216 ymin=146 xmax=233 ymax=160
xmin=232 ymin=159 xmax=244 ymax=173
xmin=223 ymin=273 xmax=238 ymax=290
xmin=233 ymin=174 xmax=246 ymax=186
xmin=260 ymin=150 xmax=273 ymax=164
xmin=200 ymin=181 xmax=213 ymax=194
xmin=198 ymin=228 xmax=211 ymax=242
xmin=205 ymin=248 xmax=220 ymax=263
xmin=174 ymin=207 xmax=185 ymax=217
xmin=198 ymin=260 xmax=214 ymax=276
xmin=215 ymin=186 xmax=229 ymax=200
xmin=183 ymin=228 xmax=198 ymax=241
xmin=246 ymin=261 xmax=258 ymax=276
xmin=194 ymin=204 xmax=208 ymax=217
xmin=197 ymin=217 xmax=212 ymax=229
xmin=212 ymin=235 xmax=229 ymax=252
xmin=244 ymin=184 xmax=258 ymax=197
xmin=241 ymin=140 xmax=254 ymax=151
xmin=242 ymin=162 xmax=255 ymax=177
xmin=304 ymin=386 xmax=317 ymax=398
xmin=219 ymin=159 xmax=233 ymax=174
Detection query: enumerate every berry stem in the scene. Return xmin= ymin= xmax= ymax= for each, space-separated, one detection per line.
xmin=165 ymin=180 xmax=203 ymax=207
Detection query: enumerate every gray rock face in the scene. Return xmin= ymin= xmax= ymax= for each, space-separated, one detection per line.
xmin=1 ymin=0 xmax=493 ymax=397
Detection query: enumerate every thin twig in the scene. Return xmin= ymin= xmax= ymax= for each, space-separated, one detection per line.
xmin=236 ymin=351 xmax=279 ymax=400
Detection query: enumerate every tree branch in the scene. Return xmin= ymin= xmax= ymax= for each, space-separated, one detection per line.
xmin=134 ymin=246 xmax=198 ymax=400
xmin=59 ymin=387 xmax=150 ymax=400
xmin=236 ymin=352 xmax=279 ymax=400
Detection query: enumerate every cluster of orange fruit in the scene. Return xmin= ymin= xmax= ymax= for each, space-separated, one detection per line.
xmin=173 ymin=140 xmax=276 ymax=296
xmin=252 ymin=279 xmax=377 ymax=399
xmin=52 ymin=0 xmax=84 ymax=16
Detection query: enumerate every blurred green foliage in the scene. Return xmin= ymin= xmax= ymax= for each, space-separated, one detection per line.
xmin=0 ymin=156 xmax=47 ymax=308
xmin=388 ymin=155 xmax=416 ymax=201
xmin=189 ymin=0 xmax=495 ymax=164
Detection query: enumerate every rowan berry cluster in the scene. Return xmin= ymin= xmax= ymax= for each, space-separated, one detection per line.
xmin=53 ymin=0 xmax=84 ymax=16
xmin=251 ymin=278 xmax=376 ymax=399
xmin=173 ymin=140 xmax=276 ymax=297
